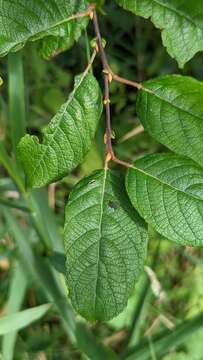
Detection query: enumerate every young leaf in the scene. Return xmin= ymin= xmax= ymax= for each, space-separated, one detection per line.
xmin=126 ymin=153 xmax=203 ymax=246
xmin=116 ymin=0 xmax=203 ymax=67
xmin=137 ymin=75 xmax=203 ymax=168
xmin=18 ymin=73 xmax=102 ymax=188
xmin=0 ymin=0 xmax=88 ymax=57
xmin=64 ymin=169 xmax=148 ymax=321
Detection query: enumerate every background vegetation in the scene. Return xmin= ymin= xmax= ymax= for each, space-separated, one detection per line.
xmin=1 ymin=1 xmax=203 ymax=359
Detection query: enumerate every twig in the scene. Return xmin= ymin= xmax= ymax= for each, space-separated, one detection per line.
xmin=144 ymin=266 xmax=166 ymax=302
xmin=93 ymin=11 xmax=114 ymax=163
xmin=119 ymin=124 xmax=144 ymax=142
xmin=68 ymin=4 xmax=95 ymax=21
xmin=48 ymin=183 xmax=56 ymax=209
xmin=110 ymin=73 xmax=142 ymax=89
xmin=103 ymin=330 xmax=126 ymax=347
xmin=53 ymin=4 xmax=95 ymax=29
xmin=93 ymin=11 xmax=141 ymax=168
xmin=144 ymin=315 xmax=175 ymax=337
xmin=113 ymin=157 xmax=133 ymax=168
xmin=92 ymin=10 xmax=142 ymax=89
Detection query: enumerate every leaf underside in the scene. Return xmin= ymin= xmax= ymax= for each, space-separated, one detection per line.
xmin=126 ymin=153 xmax=203 ymax=246
xmin=137 ymin=75 xmax=203 ymax=168
xmin=18 ymin=72 xmax=103 ymax=188
xmin=0 ymin=0 xmax=88 ymax=57
xmin=116 ymin=0 xmax=203 ymax=67
xmin=64 ymin=169 xmax=148 ymax=321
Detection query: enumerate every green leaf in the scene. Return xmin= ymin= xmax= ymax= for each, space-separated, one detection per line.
xmin=18 ymin=72 xmax=102 ymax=188
xmin=116 ymin=0 xmax=203 ymax=67
xmin=0 ymin=304 xmax=51 ymax=335
xmin=126 ymin=153 xmax=203 ymax=246
xmin=0 ymin=0 xmax=88 ymax=57
xmin=38 ymin=24 xmax=86 ymax=60
xmin=64 ymin=169 xmax=148 ymax=321
xmin=137 ymin=75 xmax=203 ymax=168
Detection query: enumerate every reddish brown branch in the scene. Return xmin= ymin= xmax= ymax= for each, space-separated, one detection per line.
xmin=92 ymin=10 xmax=138 ymax=169
xmin=93 ymin=11 xmax=114 ymax=162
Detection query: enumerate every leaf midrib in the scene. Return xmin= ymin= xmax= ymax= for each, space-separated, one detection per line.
xmin=152 ymin=0 xmax=202 ymax=30
xmin=132 ymin=164 xmax=203 ymax=203
xmin=93 ymin=168 xmax=107 ymax=313
xmin=142 ymin=86 xmax=203 ymax=123
xmin=0 ymin=5 xmax=86 ymax=53
xmin=122 ymin=0 xmax=202 ymax=30
xmin=30 ymin=71 xmax=89 ymax=182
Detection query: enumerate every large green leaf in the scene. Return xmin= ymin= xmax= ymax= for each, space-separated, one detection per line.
xmin=64 ymin=169 xmax=148 ymax=321
xmin=116 ymin=0 xmax=203 ymax=67
xmin=18 ymin=72 xmax=102 ymax=188
xmin=0 ymin=0 xmax=88 ymax=57
xmin=137 ymin=75 xmax=203 ymax=168
xmin=126 ymin=153 xmax=203 ymax=246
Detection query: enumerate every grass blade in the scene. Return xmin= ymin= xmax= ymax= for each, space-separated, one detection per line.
xmin=3 ymin=208 xmax=76 ymax=342
xmin=76 ymin=322 xmax=118 ymax=360
xmin=0 ymin=304 xmax=51 ymax=335
xmin=126 ymin=311 xmax=203 ymax=360
xmin=28 ymin=188 xmax=64 ymax=252
xmin=124 ymin=238 xmax=161 ymax=350
xmin=3 ymin=209 xmax=118 ymax=359
xmin=2 ymin=264 xmax=27 ymax=360
xmin=0 ymin=197 xmax=30 ymax=212
xmin=0 ymin=141 xmax=25 ymax=194
xmin=8 ymin=51 xmax=26 ymax=154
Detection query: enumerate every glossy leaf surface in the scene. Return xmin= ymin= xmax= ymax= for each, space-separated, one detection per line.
xmin=126 ymin=153 xmax=203 ymax=246
xmin=137 ymin=75 xmax=203 ymax=168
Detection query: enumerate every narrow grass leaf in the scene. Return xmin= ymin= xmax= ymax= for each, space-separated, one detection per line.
xmin=8 ymin=51 xmax=26 ymax=154
xmin=2 ymin=264 xmax=27 ymax=360
xmin=0 ymin=304 xmax=51 ymax=335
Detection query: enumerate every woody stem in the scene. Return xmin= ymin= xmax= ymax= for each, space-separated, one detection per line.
xmin=93 ymin=11 xmax=114 ymax=161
